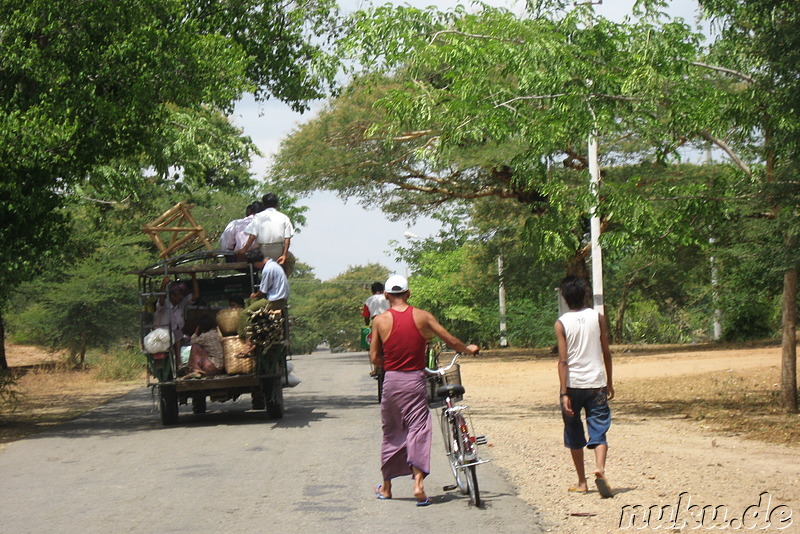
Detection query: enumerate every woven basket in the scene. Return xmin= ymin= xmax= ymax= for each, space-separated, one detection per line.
xmin=221 ymin=335 xmax=255 ymax=374
xmin=426 ymin=363 xmax=463 ymax=405
xmin=216 ymin=308 xmax=240 ymax=336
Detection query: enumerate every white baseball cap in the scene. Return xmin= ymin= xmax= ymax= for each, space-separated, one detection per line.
xmin=384 ymin=274 xmax=409 ymax=294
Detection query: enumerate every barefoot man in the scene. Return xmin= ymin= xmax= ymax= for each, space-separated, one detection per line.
xmin=555 ymin=276 xmax=615 ymax=498
xmin=371 ymin=275 xmax=479 ymax=506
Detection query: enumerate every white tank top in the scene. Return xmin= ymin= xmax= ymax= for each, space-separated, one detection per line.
xmin=558 ymin=308 xmax=607 ymax=388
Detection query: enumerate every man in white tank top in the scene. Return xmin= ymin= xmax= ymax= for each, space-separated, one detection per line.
xmin=555 ymin=276 xmax=615 ymax=498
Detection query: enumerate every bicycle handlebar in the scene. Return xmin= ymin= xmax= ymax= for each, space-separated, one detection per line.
xmin=424 ymin=353 xmax=462 ymax=375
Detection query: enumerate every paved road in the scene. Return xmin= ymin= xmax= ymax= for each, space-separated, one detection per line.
xmin=0 ymin=350 xmax=546 ymax=533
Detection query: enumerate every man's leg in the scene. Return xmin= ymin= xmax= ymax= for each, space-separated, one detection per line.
xmin=412 ymin=465 xmax=427 ymax=503
xmin=570 ymin=448 xmax=588 ymax=491
xmin=594 ymin=443 xmax=608 ymax=478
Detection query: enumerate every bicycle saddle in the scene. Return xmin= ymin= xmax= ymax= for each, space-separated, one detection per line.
xmin=436 ymin=384 xmax=465 ymax=398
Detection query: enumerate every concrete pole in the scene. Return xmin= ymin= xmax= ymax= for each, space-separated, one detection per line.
xmin=588 ymin=132 xmax=604 ymax=311
xmin=498 ymin=254 xmax=508 ymax=347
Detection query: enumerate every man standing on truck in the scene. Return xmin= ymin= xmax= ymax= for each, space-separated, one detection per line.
xmin=370 ymin=274 xmax=479 ymax=506
xmin=236 ymin=193 xmax=296 ymax=276
xmin=220 ymin=201 xmax=262 ymax=262
xmin=238 ymin=249 xmax=289 ymax=338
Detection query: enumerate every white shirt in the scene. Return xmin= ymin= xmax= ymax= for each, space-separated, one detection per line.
xmin=244 ymin=208 xmax=294 ymax=245
xmin=365 ymin=294 xmax=389 ymax=319
xmin=219 ymin=214 xmax=255 ymax=251
xmin=259 ymin=259 xmax=290 ymax=301
xmin=558 ymin=308 xmax=607 ymax=388
xmin=153 ymin=293 xmax=194 ymax=334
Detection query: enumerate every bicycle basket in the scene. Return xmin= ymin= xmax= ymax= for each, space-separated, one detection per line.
xmin=426 ymin=363 xmax=463 ymax=405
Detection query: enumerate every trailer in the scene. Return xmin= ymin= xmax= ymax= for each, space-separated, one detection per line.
xmin=134 ymin=250 xmax=288 ymax=425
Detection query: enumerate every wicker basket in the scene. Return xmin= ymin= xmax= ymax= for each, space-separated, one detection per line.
xmin=216 ymin=308 xmax=240 ymax=336
xmin=426 ymin=363 xmax=463 ymax=405
xmin=221 ymin=335 xmax=255 ymax=374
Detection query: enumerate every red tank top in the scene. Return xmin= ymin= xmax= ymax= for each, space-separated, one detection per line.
xmin=383 ymin=306 xmax=427 ymax=371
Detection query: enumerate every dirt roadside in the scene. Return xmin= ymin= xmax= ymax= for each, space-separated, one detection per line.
xmin=460 ymin=346 xmax=799 ymax=533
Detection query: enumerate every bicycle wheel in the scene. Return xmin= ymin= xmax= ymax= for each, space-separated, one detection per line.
xmin=466 ymin=465 xmax=481 ymax=507
xmin=441 ymin=410 xmax=469 ymax=492
xmin=451 ymin=419 xmax=471 ymax=493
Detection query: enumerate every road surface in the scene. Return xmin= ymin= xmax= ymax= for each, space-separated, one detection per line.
xmin=0 ymin=350 xmax=546 ymax=533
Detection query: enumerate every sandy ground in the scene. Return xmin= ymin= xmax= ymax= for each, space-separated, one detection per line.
xmin=460 ymin=347 xmax=799 ymax=532
xmin=4 ymin=344 xmax=799 ymax=531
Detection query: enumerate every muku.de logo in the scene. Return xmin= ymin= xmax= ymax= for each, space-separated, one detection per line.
xmin=618 ymin=491 xmax=793 ymax=530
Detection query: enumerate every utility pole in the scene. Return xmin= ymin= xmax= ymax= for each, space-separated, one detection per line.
xmin=588 ymin=132 xmax=604 ymax=312
xmin=498 ymin=254 xmax=508 ymax=347
xmin=579 ymin=0 xmax=605 ymax=312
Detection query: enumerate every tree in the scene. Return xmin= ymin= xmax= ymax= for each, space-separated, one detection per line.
xmin=289 ymin=264 xmax=391 ymax=352
xmin=689 ymin=0 xmax=800 ymax=411
xmin=0 ymin=0 xmax=340 ymax=367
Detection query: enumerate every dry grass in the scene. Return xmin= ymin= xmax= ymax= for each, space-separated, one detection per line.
xmin=616 ymin=366 xmax=798 ymax=446
xmin=0 ymin=363 xmax=140 ymax=448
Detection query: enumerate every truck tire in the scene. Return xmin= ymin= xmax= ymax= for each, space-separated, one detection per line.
xmin=264 ymin=377 xmax=284 ymax=419
xmin=191 ymin=395 xmax=207 ymax=414
xmin=159 ymin=385 xmax=179 ymax=425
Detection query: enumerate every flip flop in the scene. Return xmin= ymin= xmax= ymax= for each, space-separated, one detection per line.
xmin=416 ymin=498 xmax=431 ymax=507
xmin=595 ymin=475 xmax=614 ymax=498
xmin=568 ymin=487 xmax=589 ymax=494
xmin=375 ymin=485 xmax=389 ymax=500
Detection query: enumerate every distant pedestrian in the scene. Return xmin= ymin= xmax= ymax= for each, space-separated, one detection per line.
xmin=370 ymin=274 xmax=479 ymax=506
xmin=363 ymin=281 xmax=390 ymax=326
xmin=555 ymin=276 xmax=615 ymax=498
xmin=362 ymin=281 xmax=390 ymax=373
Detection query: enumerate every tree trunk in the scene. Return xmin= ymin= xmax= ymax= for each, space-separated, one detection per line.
xmin=79 ymin=333 xmax=87 ymax=367
xmin=781 ymin=268 xmax=798 ymax=412
xmin=0 ymin=311 xmax=7 ymax=370
xmin=614 ymin=292 xmax=629 ymax=344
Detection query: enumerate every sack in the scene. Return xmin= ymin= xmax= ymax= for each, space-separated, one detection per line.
xmin=143 ymin=328 xmax=171 ymax=354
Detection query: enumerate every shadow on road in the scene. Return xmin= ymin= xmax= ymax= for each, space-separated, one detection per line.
xmin=19 ymin=380 xmax=381 ymax=440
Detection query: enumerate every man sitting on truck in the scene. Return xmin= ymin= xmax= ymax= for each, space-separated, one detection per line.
xmin=238 ymin=249 xmax=289 ymax=339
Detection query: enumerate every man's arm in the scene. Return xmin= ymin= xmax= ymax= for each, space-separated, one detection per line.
xmin=277 ymin=237 xmax=290 ymax=265
xmin=369 ymin=314 xmax=386 ymax=368
xmin=599 ymin=313 xmax=614 ymax=400
xmin=555 ymin=320 xmax=574 ymax=417
xmin=420 ymin=310 xmax=479 ymax=356
xmin=236 ymin=233 xmax=256 ymax=255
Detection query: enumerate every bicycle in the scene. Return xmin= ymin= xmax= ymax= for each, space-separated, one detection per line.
xmin=425 ymin=352 xmax=488 ymax=507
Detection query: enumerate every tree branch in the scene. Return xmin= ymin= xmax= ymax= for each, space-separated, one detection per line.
xmin=429 ymin=29 xmax=526 ymax=46
xmin=689 ymin=61 xmax=755 ymax=84
xmin=698 ymin=130 xmax=752 ymax=177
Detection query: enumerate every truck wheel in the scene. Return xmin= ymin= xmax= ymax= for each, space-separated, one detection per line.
xmin=159 ymin=385 xmax=179 ymax=425
xmin=191 ymin=395 xmax=207 ymax=414
xmin=264 ymin=377 xmax=284 ymax=419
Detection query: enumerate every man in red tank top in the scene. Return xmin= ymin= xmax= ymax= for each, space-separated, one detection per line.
xmin=370 ymin=275 xmax=479 ymax=506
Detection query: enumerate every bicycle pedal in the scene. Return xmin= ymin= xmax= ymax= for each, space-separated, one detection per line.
xmin=442 ymin=484 xmax=458 ymax=492
xmin=475 ymin=435 xmax=488 ymax=445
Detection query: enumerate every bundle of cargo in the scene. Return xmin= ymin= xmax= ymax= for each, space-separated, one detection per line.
xmin=244 ymin=308 xmax=284 ymax=347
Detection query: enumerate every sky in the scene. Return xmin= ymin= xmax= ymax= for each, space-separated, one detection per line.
xmin=230 ymin=0 xmax=704 ymax=281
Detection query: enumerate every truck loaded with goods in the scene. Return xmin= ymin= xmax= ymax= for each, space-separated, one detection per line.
xmin=134 ymin=250 xmax=296 ymax=425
